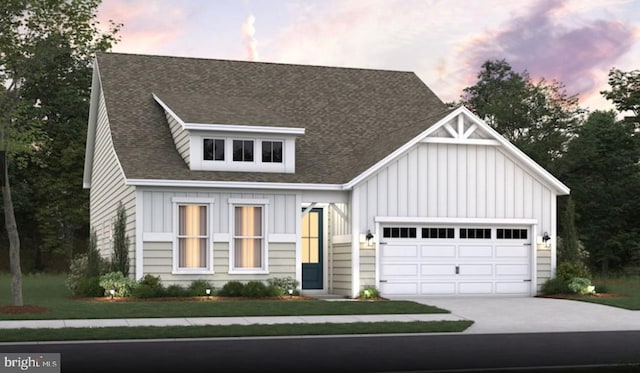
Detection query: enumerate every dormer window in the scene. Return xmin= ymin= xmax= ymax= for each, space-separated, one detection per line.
xmin=262 ymin=141 xmax=283 ymax=163
xmin=233 ymin=140 xmax=254 ymax=162
xmin=203 ymin=139 xmax=225 ymax=161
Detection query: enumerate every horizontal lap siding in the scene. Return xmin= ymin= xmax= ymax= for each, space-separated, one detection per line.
xmin=165 ymin=111 xmax=190 ymax=165
xmin=537 ymin=246 xmax=552 ymax=291
xmin=359 ymin=246 xmax=375 ymax=288
xmin=331 ymin=242 xmax=352 ymax=296
xmin=90 ymin=91 xmax=136 ymax=275
xmin=143 ymin=242 xmax=295 ymax=288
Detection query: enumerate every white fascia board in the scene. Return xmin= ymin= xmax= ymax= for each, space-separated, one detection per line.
xmin=152 ymin=93 xmax=186 ymax=128
xmin=184 ymin=123 xmax=305 ymax=136
xmin=126 ymin=178 xmax=346 ymax=191
xmin=374 ymin=216 xmax=538 ymax=225
xmin=83 ymin=64 xmax=102 ymax=189
xmin=345 ymin=106 xmax=570 ymax=195
xmin=456 ymin=106 xmax=570 ymax=195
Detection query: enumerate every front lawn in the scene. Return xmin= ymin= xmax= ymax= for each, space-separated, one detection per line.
xmin=0 ymin=273 xmax=448 ymax=320
xmin=574 ymin=276 xmax=640 ymax=310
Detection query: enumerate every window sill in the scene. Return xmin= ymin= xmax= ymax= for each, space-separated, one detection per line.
xmin=172 ymin=269 xmax=214 ymax=275
xmin=228 ymin=269 xmax=269 ymax=275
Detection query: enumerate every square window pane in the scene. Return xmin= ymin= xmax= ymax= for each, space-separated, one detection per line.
xmin=234 ymin=238 xmax=262 ymax=268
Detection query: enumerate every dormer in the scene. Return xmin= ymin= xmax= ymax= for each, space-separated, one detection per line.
xmin=153 ymin=94 xmax=304 ymax=173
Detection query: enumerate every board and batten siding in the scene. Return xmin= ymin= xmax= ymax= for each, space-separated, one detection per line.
xmin=141 ymin=189 xmax=297 ymax=235
xmin=355 ymin=143 xmax=556 ymax=233
xmin=90 ymin=90 xmax=136 ymax=274
xmin=165 ymin=111 xmax=190 ymax=165
xmin=142 ymin=242 xmax=295 ymax=287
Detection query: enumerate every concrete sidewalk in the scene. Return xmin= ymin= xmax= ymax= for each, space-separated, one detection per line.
xmin=0 ymin=313 xmax=465 ymax=330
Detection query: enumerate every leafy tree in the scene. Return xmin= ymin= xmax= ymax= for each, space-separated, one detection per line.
xmin=561 ymin=110 xmax=640 ymax=274
xmin=460 ymin=59 xmax=584 ymax=171
xmin=601 ymin=68 xmax=640 ymax=128
xmin=111 ymin=203 xmax=130 ymax=277
xmin=0 ymin=0 xmax=120 ymax=305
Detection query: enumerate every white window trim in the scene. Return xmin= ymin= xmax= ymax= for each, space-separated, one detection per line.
xmin=190 ymin=133 xmax=295 ymax=173
xmin=228 ymin=198 xmax=270 ymax=274
xmin=171 ymin=197 xmax=215 ymax=275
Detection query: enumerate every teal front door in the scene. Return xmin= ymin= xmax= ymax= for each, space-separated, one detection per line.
xmin=302 ymin=208 xmax=323 ymax=289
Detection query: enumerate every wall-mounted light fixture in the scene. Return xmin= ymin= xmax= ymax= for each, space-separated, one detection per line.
xmin=366 ymin=230 xmax=374 ymax=246
xmin=542 ymin=232 xmax=551 ymax=247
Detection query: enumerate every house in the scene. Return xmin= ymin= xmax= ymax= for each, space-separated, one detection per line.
xmin=83 ymin=52 xmax=569 ymax=298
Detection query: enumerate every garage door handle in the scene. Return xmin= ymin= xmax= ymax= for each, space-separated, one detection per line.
xmin=379 ymin=280 xmax=387 ymax=283
xmin=455 ymin=266 xmax=459 ymax=275
xmin=523 ymin=279 xmax=532 ymax=282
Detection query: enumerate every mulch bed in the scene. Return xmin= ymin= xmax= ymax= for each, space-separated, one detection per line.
xmin=74 ymin=295 xmax=316 ymax=302
xmin=539 ymin=292 xmax=626 ymax=300
xmin=0 ymin=305 xmax=50 ymax=315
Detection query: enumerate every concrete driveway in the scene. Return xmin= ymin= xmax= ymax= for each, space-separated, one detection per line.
xmin=396 ymin=296 xmax=640 ymax=334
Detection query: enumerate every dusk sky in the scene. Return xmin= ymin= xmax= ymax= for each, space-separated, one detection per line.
xmin=96 ymin=0 xmax=640 ymax=112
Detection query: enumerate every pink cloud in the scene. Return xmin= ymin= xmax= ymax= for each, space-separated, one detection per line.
xmin=96 ymin=0 xmax=187 ymax=54
xmin=461 ymin=0 xmax=638 ymax=104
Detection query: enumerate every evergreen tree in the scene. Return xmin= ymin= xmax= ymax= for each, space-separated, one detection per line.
xmin=111 ymin=203 xmax=130 ymax=277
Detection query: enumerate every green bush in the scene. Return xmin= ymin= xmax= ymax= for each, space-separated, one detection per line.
xmin=99 ymin=271 xmax=136 ymax=297
xmin=266 ymin=276 xmax=299 ymax=296
xmin=541 ymin=277 xmax=570 ymax=295
xmin=568 ymin=277 xmax=595 ymax=295
xmin=66 ymin=254 xmax=89 ymax=296
xmin=359 ymin=286 xmax=380 ymax=299
xmin=165 ymin=284 xmax=190 ymax=297
xmin=138 ymin=274 xmax=163 ymax=289
xmin=188 ymin=280 xmax=213 ymax=296
xmin=594 ymin=283 xmax=609 ymax=293
xmin=218 ymin=281 xmax=245 ymax=297
xmin=132 ymin=284 xmax=163 ymax=298
xmin=242 ymin=281 xmax=269 ymax=297
xmin=556 ymin=261 xmax=591 ymax=283
xmin=76 ymin=276 xmax=104 ymax=297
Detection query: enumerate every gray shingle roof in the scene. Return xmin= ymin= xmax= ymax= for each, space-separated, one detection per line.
xmin=96 ymin=52 xmax=451 ymax=185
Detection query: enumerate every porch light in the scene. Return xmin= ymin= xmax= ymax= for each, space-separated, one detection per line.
xmin=109 ymin=288 xmax=115 ymax=299
xmin=542 ymin=232 xmax=551 ymax=247
xmin=205 ymin=288 xmax=211 ymax=296
xmin=288 ymin=288 xmax=293 ymax=297
xmin=366 ymin=230 xmax=374 ymax=246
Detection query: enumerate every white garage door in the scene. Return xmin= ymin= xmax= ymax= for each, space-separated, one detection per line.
xmin=380 ymin=226 xmax=532 ymax=296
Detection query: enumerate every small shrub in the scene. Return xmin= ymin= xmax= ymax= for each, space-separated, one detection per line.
xmin=218 ymin=281 xmax=245 ymax=297
xmin=188 ymin=280 xmax=213 ymax=296
xmin=242 ymin=281 xmax=268 ymax=297
xmin=359 ymin=286 xmax=379 ymax=299
xmin=99 ymin=271 xmax=136 ymax=297
xmin=138 ymin=274 xmax=163 ymax=289
xmin=132 ymin=284 xmax=163 ymax=298
xmin=595 ymin=283 xmax=610 ymax=294
xmin=165 ymin=284 xmax=190 ymax=297
xmin=541 ymin=277 xmax=570 ymax=295
xmin=76 ymin=277 xmax=104 ymax=297
xmin=568 ymin=277 xmax=595 ymax=295
xmin=556 ymin=261 xmax=590 ymax=283
xmin=266 ymin=276 xmax=299 ymax=296
xmin=66 ymin=254 xmax=89 ymax=296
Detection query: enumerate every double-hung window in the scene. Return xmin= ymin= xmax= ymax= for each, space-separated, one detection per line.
xmin=173 ymin=198 xmax=214 ymax=273
xmin=230 ymin=199 xmax=268 ymax=273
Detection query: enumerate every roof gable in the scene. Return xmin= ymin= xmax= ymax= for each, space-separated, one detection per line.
xmin=94 ymin=52 xmax=450 ymax=185
xmin=347 ymin=106 xmax=570 ymax=195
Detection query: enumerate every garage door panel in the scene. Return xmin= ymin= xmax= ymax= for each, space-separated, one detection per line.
xmin=380 ymin=226 xmax=531 ymax=296
xmin=421 ymin=282 xmax=456 ymax=295
xmin=496 ymin=245 xmax=528 ymax=258
xmin=383 ymin=264 xmax=418 ymax=276
xmin=381 ymin=282 xmax=418 ymax=295
xmin=421 ymin=264 xmax=455 ymax=276
xmin=460 ymin=264 xmax=493 ymax=276
xmin=458 ymin=245 xmax=493 ymax=258
xmin=496 ymin=282 xmax=530 ymax=294
xmin=421 ymin=245 xmax=455 ymax=257
xmin=459 ymin=282 xmax=493 ymax=294
xmin=496 ymin=264 xmax=529 ymax=276
xmin=384 ymin=245 xmax=418 ymax=258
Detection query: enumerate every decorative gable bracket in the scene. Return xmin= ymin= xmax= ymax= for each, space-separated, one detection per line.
xmin=422 ymin=112 xmax=500 ymax=146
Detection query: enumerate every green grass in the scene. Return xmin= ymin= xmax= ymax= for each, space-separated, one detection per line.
xmin=0 ymin=321 xmax=473 ymax=342
xmin=0 ymin=273 xmax=447 ymax=320
xmin=575 ymin=276 xmax=640 ymax=310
